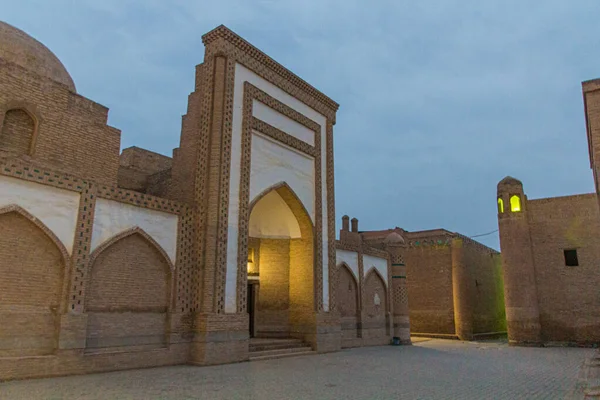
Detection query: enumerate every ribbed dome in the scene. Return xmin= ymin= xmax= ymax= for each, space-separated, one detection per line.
xmin=0 ymin=21 xmax=75 ymax=92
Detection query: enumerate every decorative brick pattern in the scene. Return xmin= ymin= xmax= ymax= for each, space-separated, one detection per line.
xmin=202 ymin=25 xmax=339 ymax=119
xmin=176 ymin=208 xmax=196 ymax=313
xmin=326 ymin=121 xmax=336 ymax=312
xmin=0 ymin=157 xmax=87 ymax=192
xmin=69 ymin=183 xmax=96 ymax=313
xmin=394 ymin=286 xmax=408 ymax=307
xmin=236 ymin=82 xmax=323 ymax=313
xmin=97 ymin=186 xmax=183 ymax=215
xmin=0 ymin=22 xmax=351 ymax=379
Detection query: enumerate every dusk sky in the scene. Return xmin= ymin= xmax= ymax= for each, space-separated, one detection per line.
xmin=3 ymin=0 xmax=599 ymax=250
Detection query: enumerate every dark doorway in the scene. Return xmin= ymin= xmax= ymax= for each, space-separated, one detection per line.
xmin=247 ymin=283 xmax=256 ymax=337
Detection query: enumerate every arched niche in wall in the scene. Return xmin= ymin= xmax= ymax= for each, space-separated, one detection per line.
xmin=336 ymin=262 xmax=360 ymax=342
xmin=0 ymin=204 xmax=69 ymax=356
xmin=0 ymin=101 xmax=41 ymax=156
xmin=85 ymin=227 xmax=174 ymax=351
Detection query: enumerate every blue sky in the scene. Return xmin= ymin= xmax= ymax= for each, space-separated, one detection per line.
xmin=3 ymin=0 xmax=599 ymax=249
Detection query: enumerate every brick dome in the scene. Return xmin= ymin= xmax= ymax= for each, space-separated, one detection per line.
xmin=384 ymin=232 xmax=405 ymax=245
xmin=0 ymin=21 xmax=75 ymax=92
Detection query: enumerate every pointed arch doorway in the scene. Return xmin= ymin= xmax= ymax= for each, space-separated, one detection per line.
xmin=246 ymin=183 xmax=314 ymax=339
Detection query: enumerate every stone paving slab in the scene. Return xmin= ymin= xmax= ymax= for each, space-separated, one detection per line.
xmin=0 ymin=339 xmax=594 ymax=400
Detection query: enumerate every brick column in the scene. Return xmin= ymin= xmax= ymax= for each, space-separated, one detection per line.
xmin=190 ymin=52 xmax=248 ymax=365
xmin=387 ymin=244 xmax=411 ymax=345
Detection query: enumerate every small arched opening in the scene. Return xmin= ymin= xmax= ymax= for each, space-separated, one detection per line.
xmin=510 ymin=195 xmax=521 ymax=212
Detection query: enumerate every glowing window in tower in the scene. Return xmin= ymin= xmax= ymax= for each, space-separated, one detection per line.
xmin=497 ymin=198 xmax=504 ymax=213
xmin=510 ymin=195 xmax=521 ymax=212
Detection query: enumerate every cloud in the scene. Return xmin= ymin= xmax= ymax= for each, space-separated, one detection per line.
xmin=2 ymin=0 xmax=600 ymax=250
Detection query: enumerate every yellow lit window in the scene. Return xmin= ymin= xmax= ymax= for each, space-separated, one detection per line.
xmin=510 ymin=195 xmax=521 ymax=212
xmin=497 ymin=198 xmax=504 ymax=213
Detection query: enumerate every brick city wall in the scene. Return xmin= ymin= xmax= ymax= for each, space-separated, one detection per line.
xmin=460 ymin=238 xmax=506 ymax=334
xmin=528 ymin=194 xmax=600 ymax=343
xmin=403 ymin=244 xmax=456 ymax=335
xmin=0 ymin=59 xmax=120 ymax=186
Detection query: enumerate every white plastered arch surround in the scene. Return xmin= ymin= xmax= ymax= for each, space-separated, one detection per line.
xmin=249 ymin=190 xmax=301 ymax=239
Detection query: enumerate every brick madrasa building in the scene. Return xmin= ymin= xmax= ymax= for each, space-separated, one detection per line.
xmin=0 ymin=21 xmax=416 ymax=380
xmin=0 ymin=20 xmax=594 ymax=381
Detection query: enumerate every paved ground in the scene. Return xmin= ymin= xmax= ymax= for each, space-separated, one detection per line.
xmin=0 ymin=339 xmax=593 ymax=400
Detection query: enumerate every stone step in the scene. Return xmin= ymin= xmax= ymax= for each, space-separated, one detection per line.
xmin=249 ymin=338 xmax=302 ymax=348
xmin=250 ymin=346 xmax=313 ymax=358
xmin=249 ymin=349 xmax=316 ymax=362
xmin=250 ymin=341 xmax=306 ymax=352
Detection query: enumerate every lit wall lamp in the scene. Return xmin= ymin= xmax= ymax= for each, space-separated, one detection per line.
xmin=247 ymin=248 xmax=255 ymax=273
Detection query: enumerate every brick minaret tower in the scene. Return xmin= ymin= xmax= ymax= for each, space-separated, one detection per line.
xmin=497 ymin=176 xmax=541 ymax=345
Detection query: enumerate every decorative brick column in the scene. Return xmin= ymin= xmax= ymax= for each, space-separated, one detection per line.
xmin=386 ymin=244 xmax=411 ymax=345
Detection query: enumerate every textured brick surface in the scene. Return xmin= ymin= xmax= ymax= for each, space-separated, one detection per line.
xmin=0 ymin=59 xmax=121 ymax=185
xmin=499 ymin=177 xmax=600 ymax=345
xmin=86 ymin=232 xmax=171 ymax=350
xmin=404 ymin=245 xmax=455 ymax=334
xmin=256 ymin=239 xmax=290 ymax=336
xmin=0 ymin=108 xmax=34 ymax=155
xmin=0 ymin=339 xmax=592 ymax=400
xmin=0 ymin=211 xmax=63 ymax=356
xmin=336 ymin=264 xmax=359 ymax=344
xmin=362 ymin=270 xmax=388 ymax=340
xmin=528 ymin=194 xmax=600 ymax=343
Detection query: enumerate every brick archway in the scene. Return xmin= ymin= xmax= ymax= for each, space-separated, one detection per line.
xmin=240 ymin=182 xmax=314 ymax=340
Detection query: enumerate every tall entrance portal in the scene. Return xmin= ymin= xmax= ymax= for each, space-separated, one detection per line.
xmin=246 ymin=183 xmax=314 ymax=339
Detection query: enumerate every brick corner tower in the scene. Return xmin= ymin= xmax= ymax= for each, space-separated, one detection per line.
xmin=497 ymin=176 xmax=541 ymax=346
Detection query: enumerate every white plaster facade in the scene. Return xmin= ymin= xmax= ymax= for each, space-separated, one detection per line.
xmin=0 ymin=176 xmax=80 ymax=254
xmin=91 ymin=198 xmax=179 ymax=263
xmin=249 ymin=133 xmax=314 ymax=221
xmin=249 ymin=190 xmax=301 ymax=239
xmin=224 ymin=62 xmax=330 ymax=313
xmin=363 ymin=254 xmax=389 ymax=286
xmin=335 ymin=249 xmax=360 ymax=282
xmin=252 ymin=100 xmax=315 ymax=146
